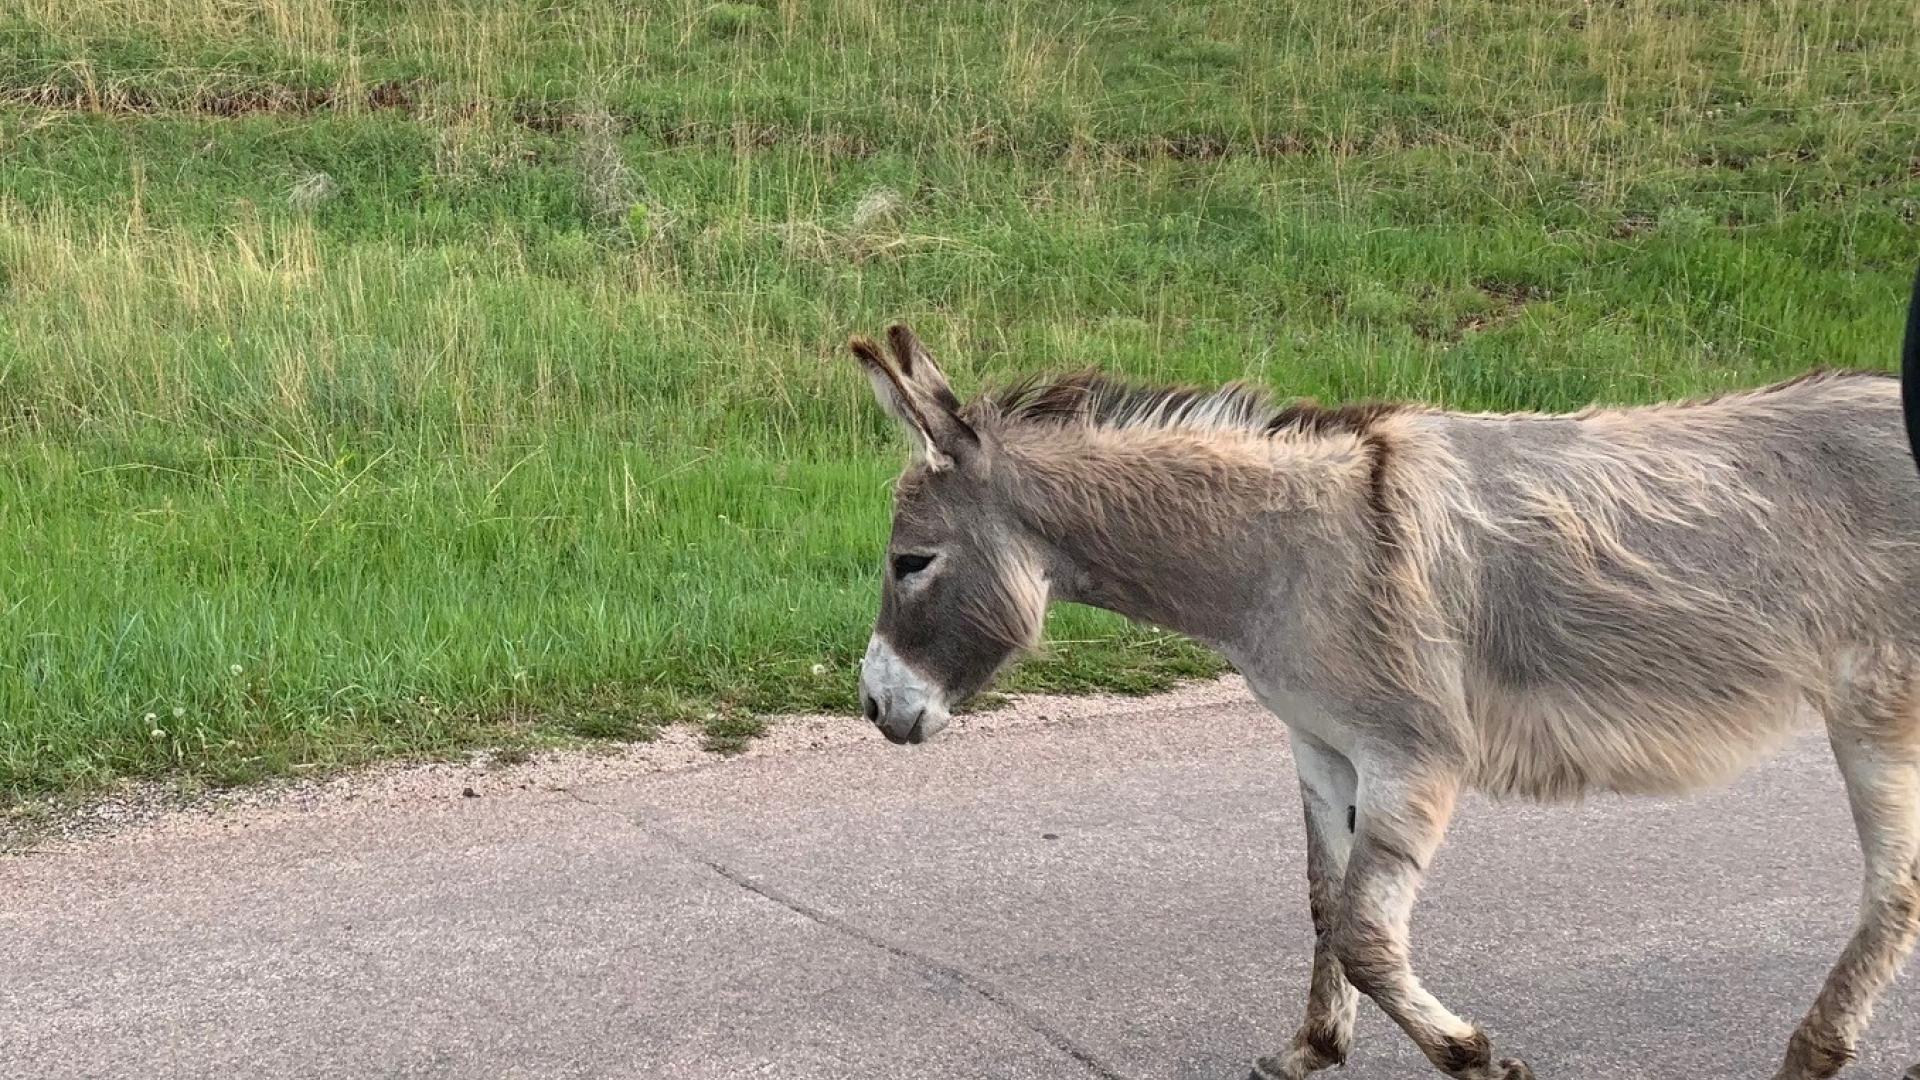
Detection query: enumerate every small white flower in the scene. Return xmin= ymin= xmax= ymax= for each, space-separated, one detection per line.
xmin=172 ymin=706 xmax=186 ymax=719
xmin=150 ymin=728 xmax=167 ymax=740
xmin=144 ymin=712 xmax=157 ymax=723
xmin=230 ymin=664 xmax=244 ymax=676
xmin=810 ymin=663 xmax=828 ymax=677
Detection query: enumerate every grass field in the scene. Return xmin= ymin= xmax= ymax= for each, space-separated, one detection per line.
xmin=1 ymin=1 xmax=1916 ymax=803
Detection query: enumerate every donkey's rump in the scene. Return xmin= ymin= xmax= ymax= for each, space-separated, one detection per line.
xmin=1437 ymin=372 xmax=1920 ymax=799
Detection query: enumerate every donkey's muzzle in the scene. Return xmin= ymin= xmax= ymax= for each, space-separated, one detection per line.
xmin=863 ymin=691 xmax=932 ymax=744
xmin=859 ymin=636 xmax=950 ymax=745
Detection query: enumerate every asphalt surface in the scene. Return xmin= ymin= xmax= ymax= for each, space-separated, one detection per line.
xmin=3 ymin=681 xmax=1916 ymax=1080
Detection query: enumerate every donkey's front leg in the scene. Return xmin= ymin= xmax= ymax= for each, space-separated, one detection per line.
xmin=1335 ymin=759 xmax=1533 ymax=1080
xmin=1251 ymin=736 xmax=1361 ymax=1080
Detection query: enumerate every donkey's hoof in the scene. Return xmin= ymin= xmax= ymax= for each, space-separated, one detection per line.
xmin=1902 ymin=1066 xmax=1920 ymax=1080
xmin=1497 ymin=1059 xmax=1536 ymax=1080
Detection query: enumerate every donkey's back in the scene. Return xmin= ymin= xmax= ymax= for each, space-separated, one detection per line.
xmin=1429 ymin=372 xmax=1920 ymax=800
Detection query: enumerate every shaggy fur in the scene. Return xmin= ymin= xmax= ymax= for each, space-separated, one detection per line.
xmin=851 ymin=307 xmax=1920 ymax=1080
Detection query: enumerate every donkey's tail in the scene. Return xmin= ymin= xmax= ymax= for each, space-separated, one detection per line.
xmin=1906 ymin=261 xmax=1920 ymax=471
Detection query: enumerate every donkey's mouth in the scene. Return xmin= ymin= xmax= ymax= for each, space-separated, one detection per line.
xmin=880 ymin=712 xmax=928 ymax=746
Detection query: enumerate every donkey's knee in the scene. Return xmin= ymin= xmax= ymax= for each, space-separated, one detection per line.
xmin=1893 ymin=873 xmax=1920 ymax=926
xmin=1327 ymin=914 xmax=1397 ymax=1000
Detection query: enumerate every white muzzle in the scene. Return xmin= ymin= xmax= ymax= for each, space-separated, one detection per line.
xmin=859 ymin=636 xmax=951 ymax=745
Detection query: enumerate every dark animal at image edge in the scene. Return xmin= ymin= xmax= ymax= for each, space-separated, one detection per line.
xmin=849 ymin=265 xmax=1920 ymax=1080
xmin=1907 ymin=262 xmax=1920 ymax=475
xmin=1905 ymin=265 xmax=1920 ymax=1080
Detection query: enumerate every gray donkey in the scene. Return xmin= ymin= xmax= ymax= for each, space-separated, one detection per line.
xmin=849 ymin=271 xmax=1920 ymax=1080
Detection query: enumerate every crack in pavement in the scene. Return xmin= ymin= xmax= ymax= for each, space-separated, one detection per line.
xmin=559 ymin=788 xmax=1131 ymax=1080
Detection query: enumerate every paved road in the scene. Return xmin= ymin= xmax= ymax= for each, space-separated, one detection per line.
xmin=3 ymin=683 xmax=1916 ymax=1079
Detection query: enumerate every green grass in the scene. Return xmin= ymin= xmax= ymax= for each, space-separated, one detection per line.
xmin=1 ymin=0 xmax=1916 ymax=802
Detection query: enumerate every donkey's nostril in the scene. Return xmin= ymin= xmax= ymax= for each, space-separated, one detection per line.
xmin=863 ymin=694 xmax=880 ymax=724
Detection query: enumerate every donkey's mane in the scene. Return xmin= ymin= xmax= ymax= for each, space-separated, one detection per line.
xmin=978 ymin=367 xmax=1898 ymax=440
xmin=979 ymin=370 xmax=1402 ymax=439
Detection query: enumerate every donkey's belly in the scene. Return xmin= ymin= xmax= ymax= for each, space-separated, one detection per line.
xmin=1465 ymin=679 xmax=1810 ymax=802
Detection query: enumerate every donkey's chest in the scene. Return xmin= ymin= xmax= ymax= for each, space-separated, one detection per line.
xmin=1237 ymin=673 xmax=1372 ymax=759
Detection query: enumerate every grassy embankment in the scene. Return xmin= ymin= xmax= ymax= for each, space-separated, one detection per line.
xmin=1 ymin=0 xmax=1915 ymax=802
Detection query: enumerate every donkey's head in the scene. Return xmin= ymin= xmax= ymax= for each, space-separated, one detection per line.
xmin=849 ymin=326 xmax=1047 ymax=745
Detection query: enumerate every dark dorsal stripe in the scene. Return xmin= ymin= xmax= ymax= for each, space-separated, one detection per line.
xmin=1266 ymin=398 xmax=1405 ymax=437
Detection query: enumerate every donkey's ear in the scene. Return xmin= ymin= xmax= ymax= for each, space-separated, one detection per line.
xmin=850 ymin=332 xmax=977 ymax=471
xmin=886 ymin=324 xmax=963 ymax=414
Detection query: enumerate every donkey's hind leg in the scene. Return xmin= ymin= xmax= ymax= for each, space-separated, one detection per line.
xmin=1251 ymin=735 xmax=1361 ymax=1080
xmin=1777 ymin=652 xmax=1920 ymax=1080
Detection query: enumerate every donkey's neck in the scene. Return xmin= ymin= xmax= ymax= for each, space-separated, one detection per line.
xmin=1000 ymin=426 xmax=1373 ymax=650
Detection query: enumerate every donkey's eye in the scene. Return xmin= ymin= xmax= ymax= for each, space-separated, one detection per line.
xmin=891 ymin=553 xmax=936 ymax=580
